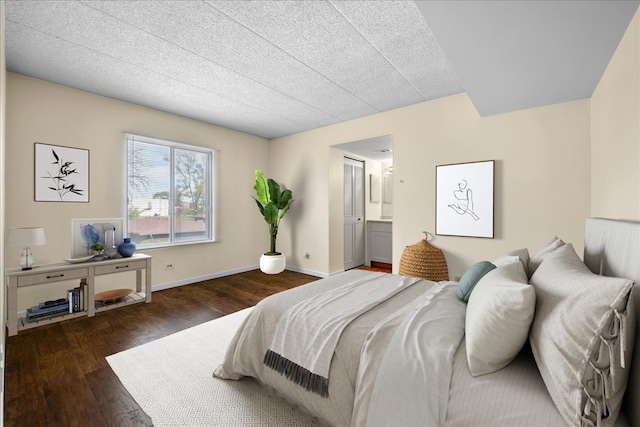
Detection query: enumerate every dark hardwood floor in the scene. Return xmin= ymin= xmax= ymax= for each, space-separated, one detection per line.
xmin=4 ymin=269 xmax=319 ymax=427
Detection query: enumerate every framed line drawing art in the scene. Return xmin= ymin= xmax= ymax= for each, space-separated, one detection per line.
xmin=436 ymin=160 xmax=494 ymax=238
xmin=70 ymin=218 xmax=124 ymax=258
xmin=34 ymin=142 xmax=89 ymax=202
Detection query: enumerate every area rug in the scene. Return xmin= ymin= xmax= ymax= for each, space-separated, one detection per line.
xmin=106 ymin=308 xmax=316 ymax=426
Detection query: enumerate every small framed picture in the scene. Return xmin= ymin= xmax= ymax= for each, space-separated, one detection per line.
xmin=70 ymin=218 xmax=124 ymax=258
xmin=436 ymin=160 xmax=495 ymax=238
xmin=35 ymin=142 xmax=89 ymax=202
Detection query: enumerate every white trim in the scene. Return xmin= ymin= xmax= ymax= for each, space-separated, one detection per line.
xmin=124 ymin=132 xmax=217 ymax=154
xmin=151 ymin=265 xmax=260 ymax=292
xmin=284 ymin=265 xmax=329 ymax=278
xmin=154 ymin=265 xmax=328 ymax=292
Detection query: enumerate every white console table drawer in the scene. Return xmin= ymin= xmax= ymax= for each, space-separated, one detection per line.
xmin=94 ymin=259 xmax=146 ymax=276
xmin=17 ymin=267 xmax=89 ymax=287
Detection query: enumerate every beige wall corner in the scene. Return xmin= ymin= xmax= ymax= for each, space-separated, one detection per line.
xmin=591 ymin=8 xmax=640 ymax=221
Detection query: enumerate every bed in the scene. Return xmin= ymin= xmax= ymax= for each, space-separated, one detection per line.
xmin=215 ymin=217 xmax=640 ymax=427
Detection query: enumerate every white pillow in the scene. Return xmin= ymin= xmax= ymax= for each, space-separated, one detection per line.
xmin=465 ymin=261 xmax=535 ymax=376
xmin=528 ymin=236 xmax=565 ymax=278
xmin=493 ymin=247 xmax=530 ymax=275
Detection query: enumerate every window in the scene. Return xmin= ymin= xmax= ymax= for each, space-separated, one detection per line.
xmin=126 ymin=133 xmax=215 ymax=248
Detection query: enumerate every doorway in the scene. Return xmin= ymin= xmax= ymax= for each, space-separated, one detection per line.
xmin=329 ymin=135 xmax=393 ymax=274
xmin=344 ymin=157 xmax=365 ymax=270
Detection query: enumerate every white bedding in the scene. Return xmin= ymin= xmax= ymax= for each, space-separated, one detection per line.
xmin=448 ymin=344 xmax=572 ymax=426
xmin=215 ymin=270 xmax=463 ymax=426
xmin=215 ymin=218 xmax=640 ymax=427
xmin=265 ymin=272 xmax=421 ymax=397
xmin=213 ymin=270 xmax=584 ymax=426
xmin=356 ymin=282 xmax=465 ymax=426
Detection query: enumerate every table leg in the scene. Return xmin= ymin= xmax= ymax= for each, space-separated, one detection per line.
xmin=145 ymin=258 xmax=152 ymax=303
xmin=136 ymin=269 xmax=142 ymax=293
xmin=7 ymin=276 xmax=18 ymax=336
xmin=87 ymin=270 xmax=95 ymax=317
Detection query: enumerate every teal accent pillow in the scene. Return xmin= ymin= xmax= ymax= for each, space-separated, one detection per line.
xmin=456 ymin=261 xmax=497 ymax=302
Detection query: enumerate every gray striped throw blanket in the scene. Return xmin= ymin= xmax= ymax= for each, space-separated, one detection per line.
xmin=263 ymin=272 xmax=421 ymax=397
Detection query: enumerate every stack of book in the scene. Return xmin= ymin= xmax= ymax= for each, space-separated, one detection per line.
xmin=68 ymin=278 xmax=89 ymax=313
xmin=26 ymin=298 xmax=69 ymax=321
xmin=26 ymin=278 xmax=90 ymax=322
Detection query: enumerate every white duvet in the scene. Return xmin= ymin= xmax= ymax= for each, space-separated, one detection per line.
xmin=214 ymin=270 xmax=465 ymax=426
xmin=355 ymin=281 xmax=465 ymax=426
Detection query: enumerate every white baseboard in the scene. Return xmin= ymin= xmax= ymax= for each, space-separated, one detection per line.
xmin=283 ymin=265 xmax=328 ymax=279
xmin=154 ymin=264 xmax=329 ymax=291
xmin=329 ymin=269 xmax=346 ymax=276
xmin=151 ymin=264 xmax=261 ymax=292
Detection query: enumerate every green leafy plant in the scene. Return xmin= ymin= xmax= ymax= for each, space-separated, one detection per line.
xmin=252 ymin=170 xmax=294 ymax=255
xmin=90 ymin=243 xmax=105 ymax=252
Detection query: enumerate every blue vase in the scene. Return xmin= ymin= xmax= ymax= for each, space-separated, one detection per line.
xmin=117 ymin=237 xmax=136 ymax=257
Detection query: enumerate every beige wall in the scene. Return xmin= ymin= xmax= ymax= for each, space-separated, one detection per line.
xmin=6 ymin=73 xmax=270 ymax=310
xmin=364 ymin=158 xmax=384 ymax=221
xmin=272 ymin=94 xmax=591 ymax=280
xmin=1 ymin=1 xmax=7 ymax=416
xmin=591 ymin=8 xmax=640 ymax=220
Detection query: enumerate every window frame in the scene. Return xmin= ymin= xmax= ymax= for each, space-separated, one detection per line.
xmin=125 ymin=133 xmax=216 ymax=249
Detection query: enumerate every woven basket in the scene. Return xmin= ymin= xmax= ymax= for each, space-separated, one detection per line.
xmin=399 ymin=233 xmax=449 ymax=281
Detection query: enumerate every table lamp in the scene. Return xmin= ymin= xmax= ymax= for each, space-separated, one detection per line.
xmin=7 ymin=227 xmax=46 ymax=270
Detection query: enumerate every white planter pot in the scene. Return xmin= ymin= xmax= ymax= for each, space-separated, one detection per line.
xmin=260 ymin=253 xmax=286 ymax=274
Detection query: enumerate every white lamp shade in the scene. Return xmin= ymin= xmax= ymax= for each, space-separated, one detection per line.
xmin=7 ymin=227 xmax=47 ymax=247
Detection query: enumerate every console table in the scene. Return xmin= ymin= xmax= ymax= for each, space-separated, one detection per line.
xmin=5 ymin=253 xmax=152 ymax=336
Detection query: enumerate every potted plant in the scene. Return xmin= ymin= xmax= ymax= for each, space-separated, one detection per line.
xmin=90 ymin=243 xmax=105 ymax=258
xmin=252 ymin=170 xmax=294 ymax=274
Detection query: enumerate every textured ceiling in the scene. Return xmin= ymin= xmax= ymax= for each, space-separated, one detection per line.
xmin=5 ymin=0 xmax=461 ymax=141
xmin=4 ymin=0 xmax=639 ymax=153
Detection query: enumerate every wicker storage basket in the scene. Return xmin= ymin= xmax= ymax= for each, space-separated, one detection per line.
xmin=399 ymin=233 xmax=449 ymax=281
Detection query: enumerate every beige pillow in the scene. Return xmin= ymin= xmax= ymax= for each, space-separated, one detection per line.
xmin=528 ymin=236 xmax=564 ymax=278
xmin=529 ymin=244 xmax=635 ymax=427
xmin=466 ymin=261 xmax=535 ymax=376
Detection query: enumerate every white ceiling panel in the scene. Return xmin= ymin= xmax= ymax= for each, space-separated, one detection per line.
xmin=85 ymin=0 xmax=379 ymax=123
xmin=212 ymin=0 xmax=427 ymax=111
xmin=4 ymin=1 xmax=639 ymax=140
xmin=331 ymin=0 xmax=461 ymax=101
xmin=5 ymin=22 xmax=310 ymax=139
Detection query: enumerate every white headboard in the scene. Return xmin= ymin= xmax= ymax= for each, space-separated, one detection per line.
xmin=583 ymin=217 xmax=640 ymax=426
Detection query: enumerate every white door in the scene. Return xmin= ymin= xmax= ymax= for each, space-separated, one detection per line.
xmin=344 ymin=157 xmax=365 ymax=270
